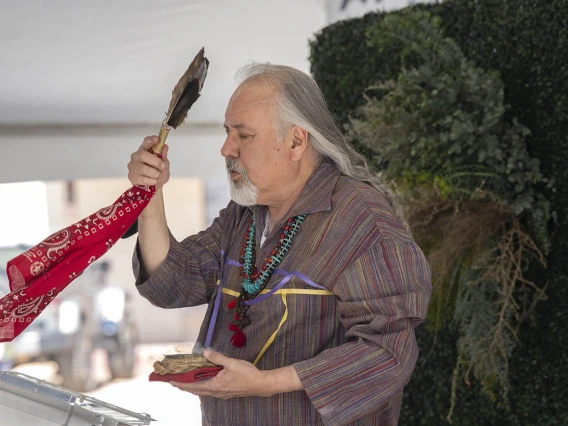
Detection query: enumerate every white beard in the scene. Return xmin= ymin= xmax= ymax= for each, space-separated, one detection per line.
xmin=226 ymin=158 xmax=259 ymax=206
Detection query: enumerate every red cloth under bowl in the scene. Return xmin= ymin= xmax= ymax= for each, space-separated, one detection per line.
xmin=149 ymin=366 xmax=223 ymax=383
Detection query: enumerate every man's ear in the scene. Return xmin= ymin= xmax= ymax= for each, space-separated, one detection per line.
xmin=289 ymin=126 xmax=309 ymax=161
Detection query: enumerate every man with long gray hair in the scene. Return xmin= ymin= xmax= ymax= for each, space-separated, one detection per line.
xmin=127 ymin=63 xmax=431 ymax=425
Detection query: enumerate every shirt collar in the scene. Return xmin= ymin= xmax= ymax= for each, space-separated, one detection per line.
xmin=251 ymin=161 xmax=341 ymax=224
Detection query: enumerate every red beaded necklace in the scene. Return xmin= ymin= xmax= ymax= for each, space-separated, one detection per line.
xmin=227 ymin=213 xmax=306 ymax=347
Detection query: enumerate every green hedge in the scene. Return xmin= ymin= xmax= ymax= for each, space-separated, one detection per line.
xmin=309 ymin=0 xmax=568 ymax=424
xmin=310 ymin=0 xmax=568 ymax=210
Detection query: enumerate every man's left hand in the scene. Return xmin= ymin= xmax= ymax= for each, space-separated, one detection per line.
xmin=170 ymin=349 xmax=302 ymax=399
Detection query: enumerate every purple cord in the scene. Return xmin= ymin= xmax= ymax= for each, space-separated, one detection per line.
xmin=204 ymin=254 xmax=328 ymax=347
xmin=204 ymin=250 xmax=226 ymax=348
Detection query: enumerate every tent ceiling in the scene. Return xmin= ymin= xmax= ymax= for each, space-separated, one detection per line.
xmin=0 ymin=1 xmax=326 ymax=125
xmin=0 ymin=0 xmax=429 ymax=184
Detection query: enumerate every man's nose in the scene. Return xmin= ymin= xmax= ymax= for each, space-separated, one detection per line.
xmin=221 ymin=135 xmax=239 ymax=158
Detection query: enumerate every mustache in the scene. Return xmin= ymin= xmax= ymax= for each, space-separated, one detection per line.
xmin=226 ymin=158 xmax=245 ymax=174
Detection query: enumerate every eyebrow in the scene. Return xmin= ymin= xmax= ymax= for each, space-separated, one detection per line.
xmin=223 ymin=123 xmax=255 ymax=132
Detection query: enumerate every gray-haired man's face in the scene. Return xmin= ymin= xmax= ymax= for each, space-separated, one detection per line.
xmin=221 ymin=82 xmax=290 ymax=207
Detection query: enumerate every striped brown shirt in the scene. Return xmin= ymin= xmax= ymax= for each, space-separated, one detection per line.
xmin=134 ymin=162 xmax=431 ymax=425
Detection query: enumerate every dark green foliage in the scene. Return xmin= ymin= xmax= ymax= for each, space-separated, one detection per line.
xmin=308 ymin=13 xmax=396 ymax=161
xmin=309 ymin=0 xmax=568 ymax=424
xmin=309 ymin=13 xmax=390 ymax=131
xmin=310 ymin=0 xmax=568 ymax=220
xmin=402 ymin=273 xmax=568 ymax=426
xmin=432 ymin=0 xmax=568 ymax=257
xmin=352 ymin=10 xmax=546 ymax=218
xmin=402 ymin=322 xmax=509 ymax=426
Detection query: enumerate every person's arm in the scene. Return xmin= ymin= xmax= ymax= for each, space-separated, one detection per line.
xmin=292 ymin=235 xmax=431 ymax=426
xmin=137 ymin=188 xmax=170 ymax=277
xmin=127 ymin=136 xmax=171 ymax=277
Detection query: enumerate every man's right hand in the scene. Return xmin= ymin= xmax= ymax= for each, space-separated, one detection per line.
xmin=127 ymin=136 xmax=171 ymax=188
xmin=128 ymin=136 xmax=171 ymax=278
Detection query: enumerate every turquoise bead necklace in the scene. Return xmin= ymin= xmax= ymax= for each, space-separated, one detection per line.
xmin=228 ymin=213 xmax=307 ymax=347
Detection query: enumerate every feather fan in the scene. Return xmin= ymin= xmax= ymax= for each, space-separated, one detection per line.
xmin=153 ymin=47 xmax=209 ymax=154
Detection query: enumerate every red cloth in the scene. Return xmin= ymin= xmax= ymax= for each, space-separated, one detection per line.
xmin=149 ymin=366 xmax=223 ymax=383
xmin=0 ymin=185 xmax=155 ymax=342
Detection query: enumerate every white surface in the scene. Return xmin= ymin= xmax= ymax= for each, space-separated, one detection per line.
xmin=0 ymin=181 xmax=49 ymax=245
xmin=0 ymin=395 xmax=64 ymax=426
xmin=10 ymin=343 xmax=204 ymax=426
xmin=0 ymin=1 xmax=327 ymax=125
xmin=326 ymin=0 xmax=436 ymax=23
xmin=0 ymin=371 xmax=155 ymax=426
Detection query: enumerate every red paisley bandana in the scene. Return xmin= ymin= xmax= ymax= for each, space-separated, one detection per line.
xmin=0 ymin=185 xmax=155 ymax=342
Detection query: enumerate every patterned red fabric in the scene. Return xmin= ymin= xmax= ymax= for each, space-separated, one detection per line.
xmin=149 ymin=366 xmax=223 ymax=383
xmin=0 ymin=185 xmax=155 ymax=342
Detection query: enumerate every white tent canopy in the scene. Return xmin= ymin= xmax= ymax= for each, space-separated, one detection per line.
xmin=0 ymin=0 xmax=328 ymax=183
xmin=0 ymin=0 xmax=426 ymax=184
xmin=0 ymin=0 xmax=329 ymax=125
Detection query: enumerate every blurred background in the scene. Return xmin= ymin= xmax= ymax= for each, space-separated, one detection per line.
xmin=0 ymin=1 xmax=436 ymax=425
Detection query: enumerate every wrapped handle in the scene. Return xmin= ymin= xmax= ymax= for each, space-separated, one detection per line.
xmin=152 ymin=121 xmax=170 ymax=155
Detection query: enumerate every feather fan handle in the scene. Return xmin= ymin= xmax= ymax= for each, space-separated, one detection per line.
xmin=153 ymin=47 xmax=209 ymax=154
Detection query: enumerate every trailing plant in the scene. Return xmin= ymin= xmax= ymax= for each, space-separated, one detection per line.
xmin=349 ymin=10 xmax=549 ymax=421
xmin=403 ymin=188 xmax=546 ymax=421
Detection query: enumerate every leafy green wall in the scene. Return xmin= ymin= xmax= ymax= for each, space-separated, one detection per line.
xmin=309 ymin=1 xmax=568 ymax=424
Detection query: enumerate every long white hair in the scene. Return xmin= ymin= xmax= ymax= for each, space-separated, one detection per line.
xmin=236 ymin=63 xmax=407 ymax=228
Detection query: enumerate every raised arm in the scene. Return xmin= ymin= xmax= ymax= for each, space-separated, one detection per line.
xmin=127 ymin=135 xmax=171 ymax=277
